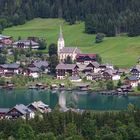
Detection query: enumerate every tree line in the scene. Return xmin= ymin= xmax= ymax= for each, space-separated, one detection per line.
xmin=0 ymin=107 xmax=140 ymax=140
xmin=0 ymin=0 xmax=140 ymax=36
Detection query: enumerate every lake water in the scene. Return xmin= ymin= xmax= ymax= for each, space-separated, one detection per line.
xmin=0 ymin=89 xmax=140 ymax=110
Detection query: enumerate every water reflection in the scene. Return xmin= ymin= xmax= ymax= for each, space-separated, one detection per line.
xmin=0 ymin=89 xmax=140 ymax=110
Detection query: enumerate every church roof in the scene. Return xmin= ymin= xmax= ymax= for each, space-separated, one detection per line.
xmin=60 ymin=47 xmax=81 ymax=54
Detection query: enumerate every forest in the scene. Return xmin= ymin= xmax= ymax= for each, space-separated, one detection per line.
xmin=0 ymin=108 xmax=140 ymax=140
xmin=0 ymin=0 xmax=140 ymax=37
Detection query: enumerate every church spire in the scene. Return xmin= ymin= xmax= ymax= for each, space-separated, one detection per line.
xmin=59 ymin=25 xmax=63 ymax=39
xmin=57 ymin=25 xmax=65 ymax=55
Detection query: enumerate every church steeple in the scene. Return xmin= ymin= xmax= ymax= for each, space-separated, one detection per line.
xmin=57 ymin=25 xmax=65 ymax=55
xmin=59 ymin=25 xmax=63 ymax=39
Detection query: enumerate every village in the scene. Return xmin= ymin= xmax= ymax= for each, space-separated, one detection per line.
xmin=0 ymin=27 xmax=140 ymax=95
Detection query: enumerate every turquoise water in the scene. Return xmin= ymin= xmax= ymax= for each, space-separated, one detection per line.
xmin=0 ymin=89 xmax=140 ymax=110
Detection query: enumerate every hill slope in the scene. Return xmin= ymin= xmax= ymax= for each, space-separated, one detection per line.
xmin=3 ymin=18 xmax=140 ymax=68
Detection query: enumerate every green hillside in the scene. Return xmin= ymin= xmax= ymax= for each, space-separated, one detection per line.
xmin=3 ymin=18 xmax=140 ymax=68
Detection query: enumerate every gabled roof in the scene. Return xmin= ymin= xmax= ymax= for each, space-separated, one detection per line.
xmin=0 ymin=35 xmax=12 ymax=40
xmin=87 ymin=62 xmax=100 ymax=68
xmin=127 ymin=76 xmax=139 ymax=81
xmin=0 ymin=63 xmax=20 ymax=69
xmin=0 ymin=108 xmax=9 ymax=113
xmin=29 ymin=101 xmax=49 ymax=109
xmin=104 ymin=69 xmax=113 ymax=76
xmin=86 ymin=72 xmax=101 ymax=76
xmin=33 ymin=61 xmax=49 ymax=68
xmin=56 ymin=64 xmax=79 ymax=70
xmin=13 ymin=40 xmax=39 ymax=46
xmin=10 ymin=104 xmax=32 ymax=115
xmin=28 ymin=67 xmax=40 ymax=72
xmin=76 ymin=53 xmax=96 ymax=59
xmin=84 ymin=67 xmax=93 ymax=70
xmin=60 ymin=47 xmax=81 ymax=54
xmin=103 ymin=69 xmax=118 ymax=76
xmin=77 ymin=64 xmax=87 ymax=71
xmin=28 ymin=101 xmax=51 ymax=113
xmin=99 ymin=64 xmax=107 ymax=68
xmin=131 ymin=65 xmax=140 ymax=72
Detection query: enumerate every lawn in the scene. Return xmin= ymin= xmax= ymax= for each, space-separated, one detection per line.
xmin=3 ymin=18 xmax=140 ymax=68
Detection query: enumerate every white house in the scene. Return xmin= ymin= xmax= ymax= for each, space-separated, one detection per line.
xmin=125 ymin=76 xmax=140 ymax=88
xmin=13 ymin=40 xmax=39 ymax=49
xmin=6 ymin=104 xmax=35 ymax=119
xmin=24 ymin=67 xmax=40 ymax=78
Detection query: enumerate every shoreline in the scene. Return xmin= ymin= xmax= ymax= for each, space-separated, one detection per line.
xmin=1 ymin=86 xmax=140 ymax=97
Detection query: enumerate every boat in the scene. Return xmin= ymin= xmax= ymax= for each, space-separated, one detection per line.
xmin=28 ymin=85 xmax=38 ymax=90
xmin=3 ymin=83 xmax=14 ymax=90
xmin=50 ymin=84 xmax=59 ymax=90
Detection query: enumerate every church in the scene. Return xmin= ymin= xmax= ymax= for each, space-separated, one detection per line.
xmin=57 ymin=26 xmax=81 ymax=62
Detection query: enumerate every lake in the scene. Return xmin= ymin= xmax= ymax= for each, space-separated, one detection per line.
xmin=0 ymin=89 xmax=140 ymax=110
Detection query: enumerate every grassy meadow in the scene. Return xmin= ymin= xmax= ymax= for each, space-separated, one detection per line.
xmin=3 ymin=18 xmax=140 ymax=68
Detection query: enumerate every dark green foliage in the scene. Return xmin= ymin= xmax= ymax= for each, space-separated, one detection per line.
xmin=17 ymin=124 xmax=35 ymax=140
xmin=0 ymin=55 xmax=6 ymax=64
xmin=117 ymin=80 xmax=122 ymax=88
xmin=137 ymin=83 xmax=140 ymax=91
xmin=37 ymin=132 xmax=56 ymax=140
xmin=95 ymin=33 xmax=105 ymax=43
xmin=38 ymin=39 xmax=47 ymax=50
xmin=101 ymin=133 xmax=117 ymax=140
xmin=106 ymin=80 xmax=114 ymax=90
xmin=65 ymin=123 xmax=77 ymax=137
xmin=128 ymin=13 xmax=140 ymax=37
xmin=49 ymin=54 xmax=59 ymax=74
xmin=96 ymin=54 xmax=102 ymax=63
xmin=13 ymin=48 xmax=19 ymax=62
xmin=0 ymin=110 xmax=140 ymax=140
xmin=82 ymin=119 xmax=96 ymax=140
xmin=85 ymin=14 xmax=96 ymax=34
xmin=48 ymin=44 xmax=57 ymax=57
xmin=0 ymin=0 xmax=139 ymax=36
xmin=0 ymin=78 xmax=5 ymax=86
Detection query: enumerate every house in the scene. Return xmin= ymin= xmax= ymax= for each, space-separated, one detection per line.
xmin=56 ymin=64 xmax=79 ymax=79
xmin=118 ymin=69 xmax=126 ymax=75
xmin=0 ymin=108 xmax=9 ymax=119
xmin=0 ymin=63 xmax=20 ymax=77
xmin=77 ymin=64 xmax=87 ymax=72
xmin=6 ymin=104 xmax=35 ymax=119
xmin=86 ymin=73 xmax=102 ymax=81
xmin=125 ymin=76 xmax=139 ymax=88
xmin=57 ymin=26 xmax=81 ymax=62
xmin=130 ymin=65 xmax=140 ymax=78
xmin=86 ymin=62 xmax=100 ymax=73
xmin=82 ymin=67 xmax=93 ymax=74
xmin=99 ymin=64 xmax=107 ymax=72
xmin=76 ymin=54 xmax=97 ymax=64
xmin=25 ymin=67 xmax=40 ymax=78
xmin=0 ymin=35 xmax=13 ymax=45
xmin=102 ymin=69 xmax=120 ymax=81
xmin=27 ymin=101 xmax=51 ymax=113
xmin=106 ymin=63 xmax=114 ymax=70
xmin=13 ymin=39 xmax=39 ymax=49
xmin=69 ymin=76 xmax=82 ymax=82
xmin=29 ymin=61 xmax=49 ymax=73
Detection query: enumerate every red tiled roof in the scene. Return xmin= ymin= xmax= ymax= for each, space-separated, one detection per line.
xmin=76 ymin=54 xmax=96 ymax=59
